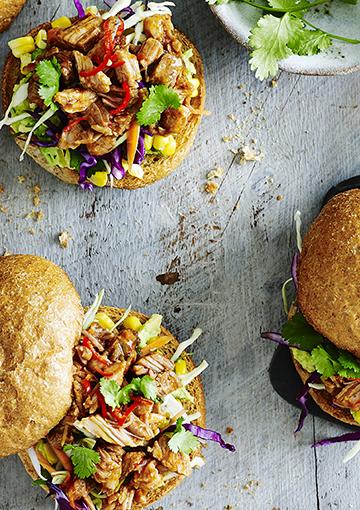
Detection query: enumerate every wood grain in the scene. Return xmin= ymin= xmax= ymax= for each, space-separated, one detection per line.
xmin=0 ymin=0 xmax=359 ymax=509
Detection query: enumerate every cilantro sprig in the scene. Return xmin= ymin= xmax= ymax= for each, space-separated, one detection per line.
xmin=136 ymin=85 xmax=181 ymax=126
xmin=168 ymin=418 xmax=200 ymax=455
xmin=63 ymin=444 xmax=100 ymax=479
xmin=207 ymin=0 xmax=360 ymax=80
xmin=36 ymin=58 xmax=62 ymax=109
xmin=283 ymin=312 xmax=360 ymax=379
xmin=99 ymin=375 xmax=157 ymax=410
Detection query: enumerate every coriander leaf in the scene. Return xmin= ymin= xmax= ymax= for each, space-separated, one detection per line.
xmin=32 ymin=48 xmax=45 ymax=60
xmin=281 ymin=312 xmax=324 ymax=351
xmin=136 ymin=85 xmax=181 ymax=126
xmin=249 ymin=13 xmax=303 ymax=80
xmin=267 ymin=0 xmax=309 ymax=10
xmin=116 ymin=382 xmax=137 ymax=405
xmin=99 ymin=378 xmax=121 ymax=410
xmin=337 ymin=350 xmax=360 ymax=378
xmin=139 ymin=375 xmax=157 ymax=401
xmin=311 ymin=345 xmax=340 ymax=378
xmin=340 ymin=0 xmax=357 ymax=4
xmin=168 ymin=418 xmax=200 ymax=455
xmin=36 ymin=58 xmax=61 ymax=109
xmin=63 ymin=445 xmax=100 ymax=479
xmin=289 ymin=29 xmax=331 ymax=55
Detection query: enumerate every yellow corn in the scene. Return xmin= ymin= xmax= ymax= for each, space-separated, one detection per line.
xmin=95 ymin=312 xmax=115 ymax=331
xmin=35 ymin=29 xmax=47 ymax=50
xmin=123 ymin=315 xmax=142 ymax=332
xmin=86 ymin=6 xmax=99 ymax=15
xmin=8 ymin=36 xmax=36 ymax=58
xmin=153 ymin=135 xmax=177 ymax=156
xmin=89 ymin=171 xmax=108 ymax=187
xmin=189 ymin=77 xmax=200 ymax=98
xmin=175 ymin=359 xmax=188 ymax=375
xmin=20 ymin=53 xmax=32 ymax=74
xmin=51 ymin=16 xmax=72 ymax=29
xmin=144 ymin=134 xmax=153 ymax=152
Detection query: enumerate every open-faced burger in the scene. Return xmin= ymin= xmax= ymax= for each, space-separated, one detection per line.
xmin=0 ymin=254 xmax=235 ymax=509
xmin=0 ymin=0 xmax=205 ymax=190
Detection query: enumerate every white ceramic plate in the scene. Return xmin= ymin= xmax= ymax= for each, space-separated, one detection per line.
xmin=211 ymin=1 xmax=360 ymax=76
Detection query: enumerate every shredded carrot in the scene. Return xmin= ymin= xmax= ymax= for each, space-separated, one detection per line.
xmin=140 ymin=335 xmax=172 ymax=356
xmin=126 ymin=120 xmax=140 ymax=170
xmin=61 ymin=425 xmax=69 ymax=447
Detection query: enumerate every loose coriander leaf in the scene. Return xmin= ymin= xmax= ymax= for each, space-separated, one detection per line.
xmin=281 ymin=312 xmax=324 ymax=351
xmin=311 ymin=345 xmax=340 ymax=378
xmin=249 ymin=13 xmax=303 ymax=80
xmin=136 ymin=85 xmax=181 ymax=126
xmin=168 ymin=426 xmax=200 ymax=455
xmin=289 ymin=29 xmax=331 ymax=55
xmin=267 ymin=0 xmax=309 ymax=10
xmin=63 ymin=445 xmax=100 ymax=479
xmin=99 ymin=378 xmax=121 ymax=410
xmin=139 ymin=375 xmax=157 ymax=401
xmin=337 ymin=351 xmax=360 ymax=375
xmin=36 ymin=58 xmax=62 ymax=108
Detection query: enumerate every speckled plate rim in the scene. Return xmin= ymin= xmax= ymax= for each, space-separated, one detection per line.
xmin=210 ymin=4 xmax=360 ymax=76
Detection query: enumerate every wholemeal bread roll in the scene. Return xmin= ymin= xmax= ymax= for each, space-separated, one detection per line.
xmin=19 ymin=306 xmax=206 ymax=508
xmin=2 ymin=22 xmax=205 ymax=190
xmin=297 ymin=189 xmax=360 ymax=359
xmin=0 ymin=0 xmax=26 ymax=32
xmin=0 ymin=254 xmax=83 ymax=458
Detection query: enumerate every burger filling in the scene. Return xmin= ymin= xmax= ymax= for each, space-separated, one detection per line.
xmin=29 ymin=294 xmax=234 ymax=510
xmin=1 ymin=0 xmax=201 ymax=189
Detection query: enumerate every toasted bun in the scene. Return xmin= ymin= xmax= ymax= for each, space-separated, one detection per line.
xmin=0 ymin=0 xmax=26 ymax=32
xmin=2 ymin=22 xmax=205 ymax=190
xmin=298 ymin=189 xmax=360 ymax=359
xmin=292 ymin=357 xmax=357 ymax=426
xmin=19 ymin=305 xmax=206 ymax=508
xmin=0 ymin=254 xmax=83 ymax=458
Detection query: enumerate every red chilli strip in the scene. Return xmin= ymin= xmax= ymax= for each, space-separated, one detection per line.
xmin=63 ymin=117 xmax=88 ymax=132
xmin=110 ymin=82 xmax=131 ymax=115
xmin=81 ymin=337 xmax=112 ymax=366
xmin=81 ymin=379 xmax=92 ymax=394
xmin=97 ymin=390 xmax=108 ymax=419
xmin=79 ymin=55 xmax=112 ymax=77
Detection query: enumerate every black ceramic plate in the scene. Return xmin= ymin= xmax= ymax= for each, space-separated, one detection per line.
xmin=269 ymin=177 xmax=360 ymax=429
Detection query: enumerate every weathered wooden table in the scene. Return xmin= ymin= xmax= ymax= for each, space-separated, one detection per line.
xmin=0 ymin=0 xmax=359 ymax=508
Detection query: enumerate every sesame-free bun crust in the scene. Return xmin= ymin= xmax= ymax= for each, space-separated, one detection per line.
xmin=2 ymin=22 xmax=205 ymax=190
xmin=0 ymin=0 xmax=26 ymax=32
xmin=0 ymin=254 xmax=83 ymax=458
xmin=19 ymin=305 xmax=206 ymax=508
xmin=298 ymin=189 xmax=360 ymax=360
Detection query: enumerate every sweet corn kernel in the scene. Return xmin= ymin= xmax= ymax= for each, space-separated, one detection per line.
xmin=86 ymin=6 xmax=99 ymax=15
xmin=35 ymin=29 xmax=47 ymax=50
xmin=20 ymin=53 xmax=32 ymax=74
xmin=89 ymin=171 xmax=108 ymax=187
xmin=153 ymin=135 xmax=168 ymax=153
xmin=123 ymin=315 xmax=142 ymax=331
xmin=8 ymin=36 xmax=36 ymax=58
xmin=144 ymin=134 xmax=153 ymax=152
xmin=189 ymin=78 xmax=200 ymax=98
xmin=175 ymin=359 xmax=188 ymax=375
xmin=51 ymin=16 xmax=72 ymax=29
xmin=162 ymin=135 xmax=177 ymax=157
xmin=95 ymin=312 xmax=115 ymax=331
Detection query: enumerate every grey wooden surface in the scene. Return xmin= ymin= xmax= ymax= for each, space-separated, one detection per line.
xmin=0 ymin=0 xmax=359 ymax=509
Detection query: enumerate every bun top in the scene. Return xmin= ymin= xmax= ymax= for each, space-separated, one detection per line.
xmin=298 ymin=189 xmax=360 ymax=358
xmin=0 ymin=254 xmax=83 ymax=458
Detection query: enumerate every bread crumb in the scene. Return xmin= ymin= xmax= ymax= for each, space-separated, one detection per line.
xmin=203 ymin=109 xmax=212 ymax=116
xmin=0 ymin=205 xmax=8 ymax=214
xmin=18 ymin=175 xmax=26 ymax=183
xmin=228 ymin=113 xmax=237 ymax=122
xmin=204 ymin=182 xmax=219 ymax=195
xmin=276 ymin=195 xmax=284 ymax=201
xmin=33 ymin=195 xmax=40 ymax=207
xmin=242 ymin=480 xmax=260 ymax=495
xmin=224 ymin=506 xmax=233 ymax=510
xmin=237 ymin=145 xmax=264 ymax=165
xmin=226 ymin=426 xmax=234 ymax=434
xmin=270 ymin=79 xmax=278 ymax=88
xmin=27 ymin=228 xmax=35 ymax=235
xmin=0 ymin=185 xmax=5 ymax=194
xmin=59 ymin=231 xmax=72 ymax=249
xmin=2 ymin=249 xmax=12 ymax=256
xmin=207 ymin=165 xmax=224 ymax=180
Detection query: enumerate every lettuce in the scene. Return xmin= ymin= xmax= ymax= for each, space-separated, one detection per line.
xmin=40 ymin=147 xmax=72 ymax=168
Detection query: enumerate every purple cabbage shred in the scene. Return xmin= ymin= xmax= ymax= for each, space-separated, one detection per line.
xmin=260 ymin=332 xmax=290 ymax=348
xmin=312 ymin=431 xmax=360 ymax=448
xmin=135 ymin=129 xmax=146 ymax=165
xmin=47 ymin=482 xmax=89 ymax=510
xmin=74 ymin=0 xmax=86 ymax=18
xmin=183 ymin=423 xmax=236 ymax=452
xmin=294 ymin=372 xmax=320 ymax=433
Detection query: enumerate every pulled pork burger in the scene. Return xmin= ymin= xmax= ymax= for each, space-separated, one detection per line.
xmin=1 ymin=0 xmax=205 ymax=190
xmin=5 ymin=278 xmax=234 ymax=508
xmin=262 ymin=189 xmax=360 ymax=461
